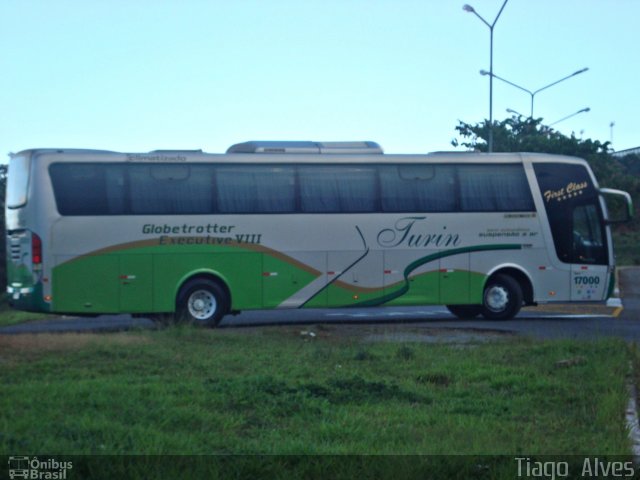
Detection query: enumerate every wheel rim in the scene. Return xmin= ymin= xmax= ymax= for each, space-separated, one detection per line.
xmin=187 ymin=289 xmax=217 ymax=321
xmin=485 ymin=285 xmax=509 ymax=312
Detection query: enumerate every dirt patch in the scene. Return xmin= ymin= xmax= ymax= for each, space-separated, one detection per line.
xmin=0 ymin=332 xmax=152 ymax=354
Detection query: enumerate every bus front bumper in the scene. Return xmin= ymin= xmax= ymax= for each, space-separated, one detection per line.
xmin=6 ymin=284 xmax=50 ymax=312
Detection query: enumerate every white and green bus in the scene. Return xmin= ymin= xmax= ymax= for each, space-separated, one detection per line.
xmin=5 ymin=141 xmax=633 ymax=326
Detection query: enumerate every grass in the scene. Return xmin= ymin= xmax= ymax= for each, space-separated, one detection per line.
xmin=0 ymin=325 xmax=635 ymax=478
xmin=0 ymin=294 xmax=51 ymax=327
xmin=0 ymin=305 xmax=50 ymax=327
xmin=613 ymin=229 xmax=640 ymax=266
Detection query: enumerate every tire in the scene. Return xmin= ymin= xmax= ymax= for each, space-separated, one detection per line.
xmin=446 ymin=305 xmax=482 ymax=319
xmin=481 ymin=274 xmax=523 ymax=320
xmin=176 ymin=279 xmax=229 ymax=327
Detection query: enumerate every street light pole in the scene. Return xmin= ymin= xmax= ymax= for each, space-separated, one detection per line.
xmin=609 ymin=121 xmax=615 ymax=144
xmin=548 ymin=107 xmax=590 ymax=126
xmin=480 ymin=68 xmax=589 ymax=117
xmin=463 ymin=0 xmax=509 ymax=153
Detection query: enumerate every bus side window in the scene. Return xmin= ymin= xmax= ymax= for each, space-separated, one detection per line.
xmin=129 ymin=164 xmax=213 ymax=214
xmin=458 ymin=164 xmax=534 ymax=212
xmin=215 ymin=166 xmax=295 ymax=213
xmin=380 ymin=165 xmax=455 ymax=213
xmin=105 ymin=167 xmax=126 ymax=214
xmin=298 ymin=166 xmax=377 ymax=213
xmin=50 ymin=164 xmax=110 ymax=215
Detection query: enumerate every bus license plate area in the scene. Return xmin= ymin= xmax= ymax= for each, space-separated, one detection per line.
xmin=571 ymin=268 xmax=606 ymax=301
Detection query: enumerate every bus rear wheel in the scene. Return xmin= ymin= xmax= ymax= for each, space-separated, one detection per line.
xmin=176 ymin=279 xmax=229 ymax=327
xmin=481 ymin=274 xmax=523 ymax=320
xmin=446 ymin=305 xmax=482 ymax=319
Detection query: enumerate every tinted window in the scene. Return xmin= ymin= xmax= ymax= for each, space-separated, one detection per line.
xmin=51 ymin=163 xmax=215 ymax=215
xmin=299 ymin=166 xmax=377 ymax=213
xmin=458 ymin=164 xmax=534 ymax=212
xmin=573 ymin=204 xmax=606 ymax=264
xmin=129 ymin=164 xmax=213 ymax=214
xmin=50 ymin=163 xmax=297 ymax=215
xmin=50 ymin=164 xmax=123 ymax=215
xmin=380 ymin=165 xmax=456 ymax=212
xmin=49 ymin=161 xmax=537 ymax=216
xmin=216 ymin=166 xmax=295 ymax=213
xmin=534 ymin=162 xmax=606 ymax=264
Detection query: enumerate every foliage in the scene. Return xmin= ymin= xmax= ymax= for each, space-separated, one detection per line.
xmin=619 ymin=153 xmax=640 ymax=176
xmin=452 ymin=116 xmax=616 ymax=177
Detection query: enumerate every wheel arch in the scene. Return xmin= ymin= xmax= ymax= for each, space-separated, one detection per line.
xmin=175 ymin=269 xmax=233 ymax=312
xmin=485 ymin=264 xmax=534 ymax=305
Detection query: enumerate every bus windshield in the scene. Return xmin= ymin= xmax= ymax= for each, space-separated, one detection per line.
xmin=6 ymin=155 xmax=31 ymax=209
xmin=534 ymin=162 xmax=608 ymax=265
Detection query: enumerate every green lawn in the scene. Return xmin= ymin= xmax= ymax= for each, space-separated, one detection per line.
xmin=0 ymin=295 xmax=51 ymax=327
xmin=0 ymin=306 xmax=50 ymax=327
xmin=614 ymin=229 xmax=640 ymax=266
xmin=0 ymin=324 xmax=635 ymax=478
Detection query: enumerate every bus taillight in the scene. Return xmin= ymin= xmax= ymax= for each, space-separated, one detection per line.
xmin=32 ymin=233 xmax=42 ymax=265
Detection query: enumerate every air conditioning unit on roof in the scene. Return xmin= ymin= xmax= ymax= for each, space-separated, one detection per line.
xmin=226 ymin=141 xmax=383 ymax=154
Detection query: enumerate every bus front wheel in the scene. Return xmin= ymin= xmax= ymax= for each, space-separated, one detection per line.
xmin=176 ymin=279 xmax=229 ymax=327
xmin=481 ymin=274 xmax=523 ymax=320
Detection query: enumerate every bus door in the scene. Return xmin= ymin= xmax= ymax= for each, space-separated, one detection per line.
xmin=327 ymin=250 xmax=384 ymax=307
xmin=53 ymin=254 xmax=119 ymax=313
xmin=570 ymin=202 xmax=608 ymax=301
xmin=119 ymin=254 xmax=153 ymax=312
xmin=383 ymin=250 xmax=440 ymax=306
xmin=263 ymin=251 xmax=327 ymax=308
xmin=533 ymin=162 xmax=610 ymax=302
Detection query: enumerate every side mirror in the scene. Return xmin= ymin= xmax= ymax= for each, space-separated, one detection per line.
xmin=599 ymin=188 xmax=633 ymax=224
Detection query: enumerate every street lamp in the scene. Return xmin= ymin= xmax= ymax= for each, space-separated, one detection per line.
xmin=463 ymin=0 xmax=509 ymax=153
xmin=548 ymin=107 xmax=590 ymax=126
xmin=506 ymin=108 xmax=525 ymax=117
xmin=480 ymin=68 xmax=589 ymax=117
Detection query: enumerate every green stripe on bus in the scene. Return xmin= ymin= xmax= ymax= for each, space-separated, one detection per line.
xmin=351 ymin=244 xmax=521 ymax=307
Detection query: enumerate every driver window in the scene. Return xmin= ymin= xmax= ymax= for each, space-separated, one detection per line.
xmin=572 ymin=204 xmax=605 ymax=264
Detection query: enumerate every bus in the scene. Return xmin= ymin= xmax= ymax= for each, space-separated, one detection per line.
xmin=5 ymin=141 xmax=633 ymax=326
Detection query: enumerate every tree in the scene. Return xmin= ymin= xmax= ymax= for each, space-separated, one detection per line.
xmin=619 ymin=153 xmax=640 ymax=176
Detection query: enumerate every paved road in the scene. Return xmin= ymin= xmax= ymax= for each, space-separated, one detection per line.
xmin=2 ymin=267 xmax=639 ymax=341
xmin=620 ymin=267 xmax=640 ymax=320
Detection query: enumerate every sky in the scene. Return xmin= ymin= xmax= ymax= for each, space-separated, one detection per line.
xmin=0 ymin=0 xmax=638 ymax=160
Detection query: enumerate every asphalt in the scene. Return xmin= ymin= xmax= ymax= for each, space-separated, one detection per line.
xmin=620 ymin=267 xmax=640 ymax=321
xmin=1 ymin=267 xmax=639 ymax=341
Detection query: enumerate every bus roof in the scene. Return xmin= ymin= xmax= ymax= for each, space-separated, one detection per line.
xmin=12 ymin=145 xmax=587 ymax=166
